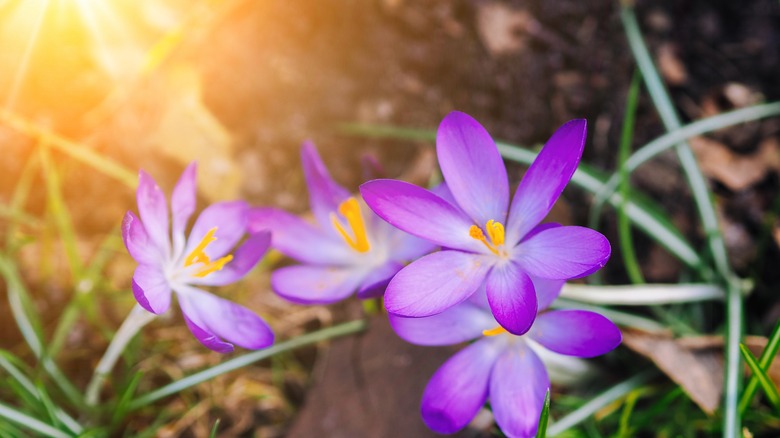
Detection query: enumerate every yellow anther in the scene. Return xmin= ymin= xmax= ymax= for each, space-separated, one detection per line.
xmin=486 ymin=220 xmax=505 ymax=246
xmin=482 ymin=326 xmax=508 ymax=337
xmin=469 ymin=220 xmax=506 ymax=256
xmin=183 ymin=227 xmax=233 ymax=278
xmin=331 ymin=197 xmax=371 ymax=253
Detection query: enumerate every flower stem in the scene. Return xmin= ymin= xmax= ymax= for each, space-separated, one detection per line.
xmin=85 ymin=304 xmax=156 ymax=406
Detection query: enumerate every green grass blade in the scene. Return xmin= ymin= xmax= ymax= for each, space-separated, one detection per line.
xmin=739 ymin=320 xmax=780 ymax=413
xmin=110 ymin=371 xmax=143 ymax=428
xmin=620 ymin=8 xmax=742 ymax=436
xmin=0 ymin=255 xmax=85 ymax=409
xmin=0 ymin=402 xmax=72 ymax=438
xmin=208 ymin=419 xmax=221 ymax=438
xmin=547 ymin=371 xmax=656 ymax=436
xmin=128 ymin=320 xmax=366 ymax=410
xmin=559 ymin=283 xmax=723 ymax=306
xmin=0 ymin=108 xmax=137 ymax=189
xmin=552 ymin=299 xmax=666 ymax=332
xmin=536 ymin=389 xmax=551 ymax=438
xmin=39 ymin=145 xmax=84 ymax=281
xmin=738 ymin=344 xmax=780 ymax=411
xmin=591 ymin=101 xmax=780 ymax=219
xmin=616 ymin=70 xmax=645 ymax=284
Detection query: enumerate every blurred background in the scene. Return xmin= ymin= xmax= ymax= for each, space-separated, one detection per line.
xmin=1 ymin=0 xmax=779 ymax=436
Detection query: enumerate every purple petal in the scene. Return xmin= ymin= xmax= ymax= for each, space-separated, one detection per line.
xmin=131 ymin=264 xmax=171 ymax=314
xmin=529 ymin=310 xmax=622 ymax=357
xmin=193 ymin=231 xmax=271 ymax=286
xmin=486 ymin=262 xmax=537 ymax=335
xmin=185 ymin=201 xmax=248 ymax=259
xmin=514 ymin=226 xmax=611 ymax=280
xmin=178 ymin=286 xmax=274 ymax=351
xmin=171 ymin=162 xmax=197 ymax=255
xmin=383 ymin=228 xmax=437 ymax=262
xmin=136 ymin=170 xmax=171 ymax=256
xmin=301 ymin=142 xmax=351 ymax=228
xmin=356 ymin=261 xmax=403 ymax=299
xmin=385 ymin=250 xmax=491 ymax=317
xmin=271 ymin=265 xmax=365 ymax=304
xmin=533 ymin=276 xmax=565 ymax=311
xmin=421 ymin=338 xmax=503 ymax=434
xmin=389 ymin=301 xmax=494 ymax=346
xmin=437 ymin=111 xmax=509 ymax=226
xmin=490 ymin=344 xmax=550 ymax=438
xmin=360 ymin=179 xmax=483 ymax=253
xmin=248 ymin=208 xmax=357 ymax=265
xmin=122 ymin=211 xmax=161 ymax=265
xmin=505 ymin=120 xmax=587 ymax=245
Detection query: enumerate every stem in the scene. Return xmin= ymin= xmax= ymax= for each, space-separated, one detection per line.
xmin=127 ymin=319 xmax=366 ymax=411
xmin=85 ymin=304 xmax=156 ymax=406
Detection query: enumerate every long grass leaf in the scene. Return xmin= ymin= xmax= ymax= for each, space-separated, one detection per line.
xmin=739 ymin=344 xmax=780 ymax=411
xmin=620 ymin=8 xmax=743 ymax=436
xmin=616 ymin=70 xmax=645 ymax=284
xmin=739 ymin=320 xmax=780 ymax=413
xmin=128 ymin=320 xmax=366 ymax=410
xmin=536 ymin=390 xmax=551 ymax=438
xmin=560 ymin=283 xmax=724 ymax=306
xmin=0 ymin=402 xmax=72 ymax=438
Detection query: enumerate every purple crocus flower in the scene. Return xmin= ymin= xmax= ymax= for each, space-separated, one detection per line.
xmin=390 ymin=280 xmax=621 ymax=437
xmin=248 ymin=143 xmax=435 ymax=304
xmin=361 ymin=112 xmax=611 ymax=335
xmin=122 ymin=163 xmax=274 ymax=353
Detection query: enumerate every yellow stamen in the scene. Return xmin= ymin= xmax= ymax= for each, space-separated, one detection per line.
xmin=183 ymin=227 xmax=233 ymax=278
xmin=331 ymin=197 xmax=371 ymax=253
xmin=482 ymin=326 xmax=508 ymax=337
xmin=469 ymin=219 xmax=506 ymax=256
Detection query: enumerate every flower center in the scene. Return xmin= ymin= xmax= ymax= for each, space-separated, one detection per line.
xmin=184 ymin=227 xmax=233 ymax=278
xmin=331 ymin=197 xmax=371 ymax=253
xmin=469 ymin=220 xmax=506 ymax=256
xmin=482 ymin=325 xmax=508 ymax=336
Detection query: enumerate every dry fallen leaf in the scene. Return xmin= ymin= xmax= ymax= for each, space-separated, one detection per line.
xmin=657 ymin=43 xmax=688 ymax=86
xmin=624 ymin=330 xmax=780 ymax=415
xmin=476 ymin=2 xmax=531 ymax=56
xmin=689 ymin=136 xmax=779 ymax=191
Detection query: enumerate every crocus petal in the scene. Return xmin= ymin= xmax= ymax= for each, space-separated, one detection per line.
xmin=421 ymin=338 xmax=503 ymax=434
xmin=490 ymin=344 xmax=550 ymax=438
xmin=356 ymin=261 xmax=402 ymax=299
xmin=505 ymin=120 xmax=587 ymax=245
xmin=360 ymin=179 xmax=483 ymax=253
xmin=533 ymin=276 xmax=565 ymax=311
xmin=529 ymin=310 xmax=622 ymax=357
xmin=171 ymin=162 xmax=197 ymax=255
xmin=385 ymin=250 xmax=491 ymax=317
xmin=248 ymin=208 xmax=357 ymax=265
xmin=514 ymin=226 xmax=611 ymax=280
xmin=193 ymin=231 xmax=271 ymax=286
xmin=178 ymin=286 xmax=274 ymax=351
xmin=271 ymin=265 xmax=365 ymax=304
xmin=301 ymin=142 xmax=351 ymax=229
xmin=185 ymin=201 xmax=248 ymax=259
xmin=389 ymin=301 xmax=494 ymax=346
xmin=486 ymin=262 xmax=537 ymax=335
xmin=122 ymin=211 xmax=161 ymax=265
xmin=131 ymin=264 xmax=171 ymax=315
xmin=436 ymin=111 xmax=509 ymax=226
xmin=136 ymin=170 xmax=171 ymax=255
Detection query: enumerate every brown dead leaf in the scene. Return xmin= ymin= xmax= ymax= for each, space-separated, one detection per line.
xmin=623 ymin=329 xmax=723 ymax=414
xmin=690 ymin=135 xmax=780 ymax=191
xmin=657 ymin=43 xmax=688 ymax=86
xmin=624 ymin=330 xmax=780 ymax=415
xmin=476 ymin=3 xmax=531 ymax=56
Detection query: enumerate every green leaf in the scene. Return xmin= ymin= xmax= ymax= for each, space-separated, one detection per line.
xmin=209 ymin=419 xmax=221 ymax=438
xmin=739 ymin=343 xmax=780 ymax=411
xmin=536 ymin=390 xmax=551 ymax=438
xmin=740 ymin=320 xmax=780 ymax=413
xmin=0 ymin=402 xmax=72 ymax=438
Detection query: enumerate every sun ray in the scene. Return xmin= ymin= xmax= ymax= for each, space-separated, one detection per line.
xmin=4 ymin=0 xmax=50 ymax=112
